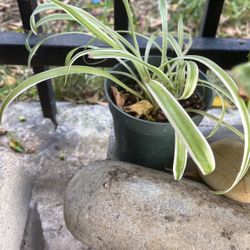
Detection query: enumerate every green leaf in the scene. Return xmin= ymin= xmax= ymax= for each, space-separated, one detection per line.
xmin=182 ymin=33 xmax=192 ymax=55
xmin=173 ymin=133 xmax=187 ymax=180
xmin=146 ymin=79 xmax=215 ymax=176
xmin=49 ymin=0 xmax=120 ymax=49
xmin=177 ymin=15 xmax=184 ymax=50
xmin=178 ymin=61 xmax=199 ymax=99
xmin=64 ymin=37 xmax=98 ymax=66
xmin=159 ymin=0 xmax=168 ymax=65
xmin=30 ymin=3 xmax=60 ymax=34
xmin=0 ymin=66 xmax=143 ymax=125
xmin=36 ymin=14 xmax=74 ymax=28
xmin=196 ymin=83 xmax=226 ymax=139
xmin=167 ymin=33 xmax=183 ymax=58
xmin=144 ymin=31 xmax=161 ymax=63
xmin=198 ymin=79 xmax=233 ymax=103
xmin=88 ymin=49 xmax=174 ymax=89
xmin=185 ymin=55 xmax=250 ymax=193
xmin=122 ymin=0 xmax=140 ymax=57
xmin=116 ymin=30 xmax=163 ymax=55
xmin=28 ymin=32 xmax=84 ymax=67
xmin=187 ymin=108 xmax=244 ymax=140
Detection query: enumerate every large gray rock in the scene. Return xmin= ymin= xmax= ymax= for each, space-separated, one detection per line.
xmin=64 ymin=161 xmax=250 ymax=250
xmin=200 ymin=139 xmax=250 ymax=203
xmin=0 ymin=148 xmax=31 ymax=250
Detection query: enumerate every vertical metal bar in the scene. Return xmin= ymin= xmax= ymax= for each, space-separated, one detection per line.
xmin=17 ymin=0 xmax=57 ymax=126
xmin=200 ymin=0 xmax=225 ymax=37
xmin=114 ymin=0 xmax=129 ymax=31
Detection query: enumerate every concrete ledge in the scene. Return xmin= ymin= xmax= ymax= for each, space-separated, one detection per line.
xmin=21 ymin=202 xmax=45 ymax=250
xmin=0 ymin=148 xmax=31 ymax=250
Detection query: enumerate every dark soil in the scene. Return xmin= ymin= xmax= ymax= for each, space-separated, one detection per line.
xmin=112 ymin=86 xmax=206 ymax=123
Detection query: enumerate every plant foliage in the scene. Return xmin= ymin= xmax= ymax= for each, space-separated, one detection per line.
xmin=0 ymin=0 xmax=249 ymax=193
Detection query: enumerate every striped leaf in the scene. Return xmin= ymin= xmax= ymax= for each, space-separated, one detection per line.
xmin=0 ymin=66 xmax=143 ymax=125
xmin=185 ymin=55 xmax=250 ymax=193
xmin=146 ymin=79 xmax=215 ymax=175
xmin=173 ymin=133 xmax=187 ymax=180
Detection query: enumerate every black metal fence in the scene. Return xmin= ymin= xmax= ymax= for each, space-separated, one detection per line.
xmin=0 ymin=0 xmax=249 ymax=124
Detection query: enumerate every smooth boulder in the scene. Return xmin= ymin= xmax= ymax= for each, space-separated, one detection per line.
xmin=200 ymin=139 xmax=250 ymax=203
xmin=64 ymin=161 xmax=250 ymax=250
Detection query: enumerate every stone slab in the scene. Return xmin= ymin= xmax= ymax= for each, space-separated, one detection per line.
xmin=21 ymin=202 xmax=45 ymax=250
xmin=200 ymin=139 xmax=250 ymax=203
xmin=0 ymin=147 xmax=31 ymax=250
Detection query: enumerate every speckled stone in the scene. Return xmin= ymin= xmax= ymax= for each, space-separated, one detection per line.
xmin=0 ymin=148 xmax=31 ymax=250
xmin=64 ymin=160 xmax=250 ymax=250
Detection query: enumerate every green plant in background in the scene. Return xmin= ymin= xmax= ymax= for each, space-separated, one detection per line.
xmin=0 ymin=0 xmax=249 ymax=193
xmin=166 ymin=0 xmax=250 ymax=37
xmin=232 ymin=53 xmax=250 ymax=109
xmin=221 ymin=0 xmax=250 ymax=37
xmin=0 ymin=0 xmax=113 ymax=103
xmin=1 ymin=0 xmax=249 ymax=102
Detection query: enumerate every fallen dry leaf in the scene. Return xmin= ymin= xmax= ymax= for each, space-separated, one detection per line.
xmin=125 ymin=100 xmax=153 ymax=118
xmin=26 ymin=146 xmax=37 ymax=154
xmin=86 ymin=92 xmax=100 ymax=104
xmin=0 ymin=127 xmax=7 ymax=136
xmin=5 ymin=75 xmax=16 ymax=85
xmin=169 ymin=3 xmax=179 ymax=11
xmin=212 ymin=96 xmax=234 ymax=109
xmin=150 ymin=18 xmax=162 ymax=29
xmin=111 ymin=86 xmax=126 ymax=108
xmin=97 ymin=101 xmax=108 ymax=106
xmin=0 ymin=3 xmax=10 ymax=10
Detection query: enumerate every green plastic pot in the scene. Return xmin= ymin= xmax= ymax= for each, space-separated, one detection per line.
xmin=104 ymin=56 xmax=214 ymax=170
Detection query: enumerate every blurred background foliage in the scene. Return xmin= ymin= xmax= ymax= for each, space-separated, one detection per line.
xmin=0 ymin=0 xmax=249 ymax=103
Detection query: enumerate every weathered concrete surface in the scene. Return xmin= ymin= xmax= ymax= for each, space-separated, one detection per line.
xmin=64 ymin=160 xmax=250 ymax=250
xmin=0 ymin=147 xmax=31 ymax=250
xmin=21 ymin=202 xmax=45 ymax=250
xmin=2 ymin=102 xmax=112 ymax=186
xmin=0 ymin=102 xmax=112 ymax=250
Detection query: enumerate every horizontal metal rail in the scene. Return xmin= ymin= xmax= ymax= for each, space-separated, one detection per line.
xmin=0 ymin=32 xmax=249 ymax=69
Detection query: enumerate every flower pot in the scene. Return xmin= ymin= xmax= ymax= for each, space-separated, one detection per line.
xmin=104 ymin=56 xmax=214 ymax=170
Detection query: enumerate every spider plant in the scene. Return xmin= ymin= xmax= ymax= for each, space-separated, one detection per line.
xmin=0 ymin=0 xmax=249 ymax=194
